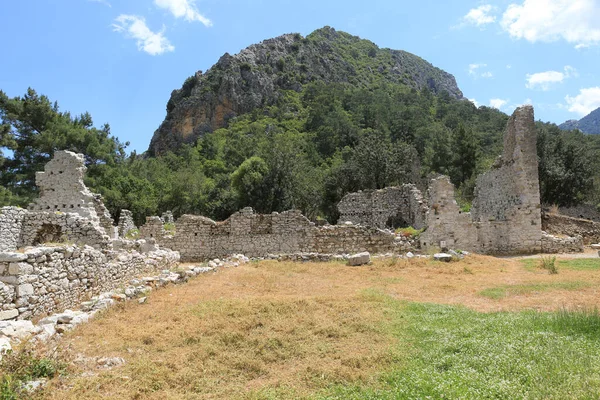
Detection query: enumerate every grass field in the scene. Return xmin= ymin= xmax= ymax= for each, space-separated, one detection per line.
xmin=5 ymin=254 xmax=600 ymax=399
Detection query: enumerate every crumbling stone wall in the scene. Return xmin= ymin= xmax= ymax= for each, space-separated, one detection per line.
xmin=118 ymin=210 xmax=137 ymax=238
xmin=142 ymin=207 xmax=409 ymax=261
xmin=421 ymin=106 xmax=546 ymax=254
xmin=0 ymin=244 xmax=179 ymax=320
xmin=419 ymin=176 xmax=477 ymax=250
xmin=338 ymin=185 xmax=427 ymax=230
xmin=543 ymin=213 xmax=600 ymax=245
xmin=27 ymin=150 xmax=115 ymax=235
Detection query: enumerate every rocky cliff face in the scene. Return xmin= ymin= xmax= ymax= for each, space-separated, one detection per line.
xmin=149 ymin=27 xmax=464 ymax=155
xmin=559 ymin=107 xmax=600 ymax=134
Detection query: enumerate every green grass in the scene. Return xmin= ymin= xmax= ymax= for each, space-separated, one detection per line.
xmin=479 ymin=281 xmax=591 ymax=299
xmin=318 ymin=302 xmax=600 ymax=399
xmin=522 ymin=258 xmax=600 ymax=271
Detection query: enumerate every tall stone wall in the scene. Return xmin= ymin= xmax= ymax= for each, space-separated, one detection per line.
xmin=0 ymin=244 xmax=179 ymax=320
xmin=141 ymin=207 xmax=409 ymax=262
xmin=471 ymin=105 xmax=542 ymax=253
xmin=337 ymin=185 xmax=427 ymax=229
xmin=421 ymin=106 xmax=545 ymax=254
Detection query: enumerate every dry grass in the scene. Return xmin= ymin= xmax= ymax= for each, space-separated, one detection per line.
xmin=40 ymin=254 xmax=600 ymax=399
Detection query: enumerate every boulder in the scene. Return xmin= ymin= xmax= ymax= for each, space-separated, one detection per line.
xmin=347 ymin=252 xmax=371 ymax=266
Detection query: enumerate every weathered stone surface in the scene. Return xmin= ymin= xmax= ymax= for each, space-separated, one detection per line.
xmin=0 ymin=252 xmax=28 ymax=263
xmin=0 ymin=309 xmax=18 ymax=320
xmin=421 ymin=106 xmax=546 ymax=255
xmin=118 ymin=209 xmax=137 ymax=238
xmin=347 ymin=252 xmax=371 ymax=266
xmin=141 ymin=207 xmax=412 ymax=262
xmin=337 ymin=185 xmax=427 ymax=230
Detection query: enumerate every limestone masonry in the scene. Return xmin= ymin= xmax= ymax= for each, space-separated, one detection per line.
xmin=337 ymin=184 xmax=427 ymax=230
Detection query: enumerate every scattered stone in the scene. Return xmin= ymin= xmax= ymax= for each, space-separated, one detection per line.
xmin=138 ymin=297 xmax=147 ymax=304
xmin=433 ymin=253 xmax=453 ymax=262
xmin=347 ymin=252 xmax=371 ymax=266
xmin=0 ymin=309 xmax=19 ymax=321
xmin=591 ymin=243 xmax=600 ymax=250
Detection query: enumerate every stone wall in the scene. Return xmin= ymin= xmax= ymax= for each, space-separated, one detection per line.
xmin=421 ymin=106 xmax=546 ymax=255
xmin=541 ymin=232 xmax=584 ymax=253
xmin=0 ymin=243 xmax=179 ymax=320
xmin=556 ymin=204 xmax=600 ymax=223
xmin=141 ymin=207 xmax=410 ymax=262
xmin=542 ymin=213 xmax=600 ymax=245
xmin=0 ymin=208 xmax=27 ymax=252
xmin=337 ymin=185 xmax=427 ymax=230
xmin=419 ymin=176 xmax=478 ymax=250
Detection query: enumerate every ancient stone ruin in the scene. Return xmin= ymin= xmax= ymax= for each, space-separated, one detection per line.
xmin=0 ymin=151 xmax=178 ymax=321
xmin=141 ymin=207 xmax=412 ymax=262
xmin=337 ymin=184 xmax=427 ymax=230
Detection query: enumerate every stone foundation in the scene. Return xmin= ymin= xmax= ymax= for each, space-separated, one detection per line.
xmin=541 ymin=232 xmax=584 ymax=253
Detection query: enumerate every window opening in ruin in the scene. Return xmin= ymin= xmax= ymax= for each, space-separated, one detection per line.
xmin=33 ymin=224 xmax=64 ymax=245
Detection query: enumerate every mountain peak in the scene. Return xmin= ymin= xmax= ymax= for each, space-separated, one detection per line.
xmin=148 ymin=27 xmax=463 ymax=155
xmin=559 ymin=107 xmax=600 ymax=134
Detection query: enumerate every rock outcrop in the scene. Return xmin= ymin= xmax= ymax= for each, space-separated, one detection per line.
xmin=149 ymin=26 xmax=463 ymax=155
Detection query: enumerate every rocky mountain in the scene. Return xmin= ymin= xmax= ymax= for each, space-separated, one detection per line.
xmin=149 ymin=26 xmax=464 ymax=155
xmin=559 ymin=107 xmax=600 ymax=134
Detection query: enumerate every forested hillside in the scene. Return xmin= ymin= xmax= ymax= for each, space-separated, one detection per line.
xmin=1 ymin=28 xmax=599 ymax=225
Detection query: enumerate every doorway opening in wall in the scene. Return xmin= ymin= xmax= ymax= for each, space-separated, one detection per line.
xmin=386 ymin=213 xmax=410 ymax=230
xmin=33 ymin=224 xmax=64 ymax=245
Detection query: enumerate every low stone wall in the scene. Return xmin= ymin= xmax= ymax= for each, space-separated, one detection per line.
xmin=141 ymin=208 xmax=412 ymax=262
xmin=542 ymin=213 xmax=600 ymax=245
xmin=0 ymin=243 xmax=179 ymax=320
xmin=541 ymin=232 xmax=584 ymax=253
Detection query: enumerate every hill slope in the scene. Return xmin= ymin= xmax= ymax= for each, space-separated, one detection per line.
xmin=149 ymin=26 xmax=463 ymax=155
xmin=559 ymin=107 xmax=600 ymax=134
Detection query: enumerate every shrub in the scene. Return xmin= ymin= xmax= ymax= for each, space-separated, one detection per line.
xmin=164 ymin=223 xmax=176 ymax=235
xmin=539 ymin=255 xmax=558 ymax=274
xmin=395 ymin=226 xmax=423 ymax=238
xmin=125 ymin=228 xmax=140 ymax=240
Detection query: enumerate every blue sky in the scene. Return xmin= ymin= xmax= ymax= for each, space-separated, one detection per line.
xmin=1 ymin=0 xmax=599 ymax=153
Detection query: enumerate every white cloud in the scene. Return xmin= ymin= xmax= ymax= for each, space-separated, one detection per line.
xmin=490 ymin=98 xmax=509 ymax=110
xmin=506 ymin=64 xmax=512 ymax=69
xmin=468 ymin=63 xmax=493 ymax=79
xmin=565 ymin=87 xmax=600 ymax=116
xmin=112 ymin=15 xmax=174 ymax=56
xmin=463 ymin=5 xmax=497 ymax=27
xmin=525 ymin=65 xmax=577 ymax=90
xmin=154 ymin=0 xmax=212 ymax=26
xmin=501 ymin=0 xmax=600 ymax=48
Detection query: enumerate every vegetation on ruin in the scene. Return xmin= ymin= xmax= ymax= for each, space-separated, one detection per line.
xmin=17 ymin=254 xmax=600 ymax=399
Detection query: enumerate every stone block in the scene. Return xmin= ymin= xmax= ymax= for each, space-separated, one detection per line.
xmin=0 ymin=253 xmax=28 ymax=263
xmin=0 ymin=309 xmax=18 ymax=320
xmin=16 ymin=283 xmax=34 ymax=297
xmin=347 ymin=252 xmax=370 ymax=266
xmin=8 ymin=262 xmax=33 ymax=275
